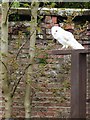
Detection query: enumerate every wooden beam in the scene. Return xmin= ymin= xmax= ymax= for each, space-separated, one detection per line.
xmin=51 ymin=49 xmax=90 ymax=55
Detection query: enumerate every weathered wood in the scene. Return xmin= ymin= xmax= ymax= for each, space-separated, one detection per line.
xmin=51 ymin=49 xmax=90 ymax=55
xmin=71 ymin=50 xmax=86 ymax=118
xmin=50 ymin=49 xmax=90 ymax=118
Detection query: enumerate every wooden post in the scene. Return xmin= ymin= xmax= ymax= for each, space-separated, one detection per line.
xmin=71 ymin=50 xmax=86 ymax=118
xmin=86 ymin=24 xmax=90 ymax=117
xmin=51 ymin=49 xmax=90 ymax=118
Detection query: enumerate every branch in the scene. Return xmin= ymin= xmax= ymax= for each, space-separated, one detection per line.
xmin=4 ymin=2 xmax=14 ymax=25
xmin=11 ymin=63 xmax=32 ymax=98
xmin=15 ymin=37 xmax=28 ymax=60
xmin=16 ymin=30 xmax=35 ymax=60
xmin=13 ymin=3 xmax=43 ymax=60
xmin=0 ymin=59 xmax=8 ymax=72
xmin=0 ymin=59 xmax=10 ymax=86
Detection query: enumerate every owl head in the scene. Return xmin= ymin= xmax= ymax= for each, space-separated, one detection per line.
xmin=51 ymin=26 xmax=61 ymax=39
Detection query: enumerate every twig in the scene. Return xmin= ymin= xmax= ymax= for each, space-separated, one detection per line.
xmin=0 ymin=59 xmax=10 ymax=86
xmin=15 ymin=37 xmax=28 ymax=60
xmin=11 ymin=63 xmax=32 ymax=98
xmin=11 ymin=2 xmax=46 ymax=96
xmin=16 ymin=30 xmax=35 ymax=60
xmin=0 ymin=59 xmax=8 ymax=72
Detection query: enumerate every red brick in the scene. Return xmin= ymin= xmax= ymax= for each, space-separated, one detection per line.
xmin=52 ymin=17 xmax=57 ymax=24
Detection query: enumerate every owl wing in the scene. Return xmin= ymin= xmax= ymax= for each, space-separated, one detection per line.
xmin=63 ymin=31 xmax=84 ymax=49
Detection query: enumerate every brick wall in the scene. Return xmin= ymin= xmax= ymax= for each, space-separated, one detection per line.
xmin=6 ymin=19 xmax=72 ymax=118
xmin=0 ymin=12 xmax=90 ymax=118
xmin=8 ymin=33 xmax=71 ymax=118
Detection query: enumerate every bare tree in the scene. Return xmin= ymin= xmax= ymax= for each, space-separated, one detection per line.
xmin=24 ymin=1 xmax=39 ymax=118
xmin=1 ymin=1 xmax=12 ymax=118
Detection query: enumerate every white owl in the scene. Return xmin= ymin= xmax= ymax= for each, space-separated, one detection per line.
xmin=51 ymin=26 xmax=84 ymax=49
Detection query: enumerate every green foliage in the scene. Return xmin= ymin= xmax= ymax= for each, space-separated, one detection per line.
xmin=35 ymin=50 xmax=48 ymax=65
xmin=23 ymin=3 xmax=30 ymax=8
xmin=44 ymin=2 xmax=90 ymax=9
xmin=10 ymin=2 xmax=90 ymax=9
xmin=35 ymin=58 xmax=48 ymax=64
xmin=12 ymin=1 xmax=20 ymax=8
xmin=10 ymin=13 xmax=20 ymax=21
xmin=40 ymin=2 xmax=90 ymax=9
xmin=59 ymin=2 xmax=90 ymax=9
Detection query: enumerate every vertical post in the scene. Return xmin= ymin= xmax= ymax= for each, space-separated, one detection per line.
xmin=86 ymin=23 xmax=90 ymax=117
xmin=71 ymin=50 xmax=86 ymax=118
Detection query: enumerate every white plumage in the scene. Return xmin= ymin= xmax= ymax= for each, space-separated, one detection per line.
xmin=51 ymin=26 xmax=84 ymax=49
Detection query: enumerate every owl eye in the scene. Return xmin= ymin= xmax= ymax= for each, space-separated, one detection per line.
xmin=55 ymin=30 xmax=57 ymax=32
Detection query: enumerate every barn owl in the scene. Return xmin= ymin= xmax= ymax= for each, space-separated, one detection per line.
xmin=51 ymin=26 xmax=84 ymax=49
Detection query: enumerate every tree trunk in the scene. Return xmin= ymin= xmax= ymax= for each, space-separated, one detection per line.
xmin=24 ymin=2 xmax=39 ymax=118
xmin=1 ymin=1 xmax=12 ymax=118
